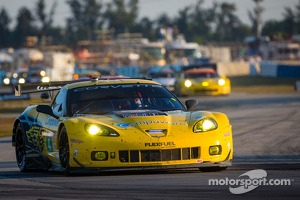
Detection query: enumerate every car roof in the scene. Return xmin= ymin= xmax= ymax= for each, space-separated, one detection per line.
xmin=185 ymin=68 xmax=216 ymax=74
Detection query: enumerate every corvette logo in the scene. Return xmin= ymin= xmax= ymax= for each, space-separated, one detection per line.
xmin=37 ymin=85 xmax=62 ymax=90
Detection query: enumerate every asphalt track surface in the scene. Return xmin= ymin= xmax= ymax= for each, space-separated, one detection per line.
xmin=0 ymin=92 xmax=300 ymax=199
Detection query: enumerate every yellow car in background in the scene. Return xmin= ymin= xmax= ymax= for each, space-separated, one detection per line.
xmin=12 ymin=77 xmax=233 ymax=175
xmin=174 ymin=63 xmax=231 ymax=96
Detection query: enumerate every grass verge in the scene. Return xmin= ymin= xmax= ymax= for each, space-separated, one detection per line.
xmin=0 ymin=118 xmax=15 ymax=137
xmin=230 ymin=76 xmax=299 ymax=93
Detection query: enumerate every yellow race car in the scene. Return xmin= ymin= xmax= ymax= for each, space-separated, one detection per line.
xmin=12 ymin=77 xmax=233 ymax=175
xmin=174 ymin=63 xmax=231 ymax=96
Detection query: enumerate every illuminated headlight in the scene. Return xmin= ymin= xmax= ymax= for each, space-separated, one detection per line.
xmin=40 ymin=70 xmax=46 ymax=76
xmin=184 ymin=80 xmax=192 ymax=88
xmin=202 ymin=81 xmax=209 ymax=86
xmin=193 ymin=117 xmax=218 ymax=132
xmin=3 ymin=78 xmax=10 ymax=85
xmin=18 ymin=78 xmax=25 ymax=84
xmin=85 ymin=124 xmax=119 ymax=136
xmin=218 ymin=78 xmax=225 ymax=86
xmin=42 ymin=76 xmax=50 ymax=83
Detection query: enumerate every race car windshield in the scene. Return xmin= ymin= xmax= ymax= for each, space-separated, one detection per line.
xmin=68 ymin=84 xmax=185 ymax=115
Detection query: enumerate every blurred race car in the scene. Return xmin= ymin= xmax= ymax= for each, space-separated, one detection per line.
xmin=174 ymin=63 xmax=231 ymax=96
xmin=12 ymin=77 xmax=233 ymax=175
xmin=3 ymin=69 xmax=50 ymax=85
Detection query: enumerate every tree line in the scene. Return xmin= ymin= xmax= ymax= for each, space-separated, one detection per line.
xmin=0 ymin=0 xmax=299 ymax=49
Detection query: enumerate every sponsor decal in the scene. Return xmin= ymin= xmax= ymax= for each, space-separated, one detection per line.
xmin=26 ymin=126 xmax=44 ymax=152
xmin=121 ymin=112 xmax=166 ymax=118
xmin=37 ymin=85 xmax=62 ymax=91
xmin=46 ymin=137 xmax=53 ymax=152
xmin=145 ymin=142 xmax=175 ymax=147
xmin=117 ymin=120 xmax=186 ymax=128
xmin=73 ymin=84 xmax=160 ymax=92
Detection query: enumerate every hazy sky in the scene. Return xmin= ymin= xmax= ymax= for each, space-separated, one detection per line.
xmin=0 ymin=0 xmax=299 ymax=28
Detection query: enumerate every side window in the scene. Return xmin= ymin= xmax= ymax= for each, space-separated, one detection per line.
xmin=52 ymin=88 xmax=67 ymax=117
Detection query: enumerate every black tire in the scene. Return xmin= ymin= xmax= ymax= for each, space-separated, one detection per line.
xmin=15 ymin=123 xmax=28 ymax=172
xmin=59 ymin=126 xmax=71 ymax=175
xmin=199 ymin=167 xmax=228 ymax=172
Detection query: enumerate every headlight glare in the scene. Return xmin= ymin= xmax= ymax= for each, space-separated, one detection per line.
xmin=87 ymin=124 xmax=101 ymax=135
xmin=193 ymin=117 xmax=218 ymax=132
xmin=42 ymin=76 xmax=50 ymax=83
xmin=218 ymin=78 xmax=225 ymax=86
xmin=85 ymin=124 xmax=119 ymax=136
xmin=19 ymin=78 xmax=25 ymax=84
xmin=184 ymin=80 xmax=192 ymax=88
xmin=3 ymin=78 xmax=10 ymax=85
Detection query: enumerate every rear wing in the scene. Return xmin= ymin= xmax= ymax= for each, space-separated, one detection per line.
xmin=14 ymin=80 xmax=76 ymax=96
xmin=181 ymin=63 xmax=217 ymax=71
xmin=14 ymin=76 xmax=146 ymax=96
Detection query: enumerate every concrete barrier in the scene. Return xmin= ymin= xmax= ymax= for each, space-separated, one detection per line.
xmin=259 ymin=61 xmax=300 ymax=78
xmin=260 ymin=61 xmax=278 ymax=77
xmin=277 ymin=64 xmax=300 ymax=78
xmin=217 ymin=62 xmax=250 ymax=76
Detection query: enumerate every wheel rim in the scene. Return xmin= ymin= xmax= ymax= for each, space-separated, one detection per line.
xmin=59 ymin=130 xmax=69 ymax=169
xmin=15 ymin=128 xmax=25 ymax=167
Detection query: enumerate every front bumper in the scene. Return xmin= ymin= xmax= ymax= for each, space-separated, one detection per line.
xmin=69 ymin=145 xmax=233 ymax=172
xmin=71 ymin=156 xmax=232 ymax=173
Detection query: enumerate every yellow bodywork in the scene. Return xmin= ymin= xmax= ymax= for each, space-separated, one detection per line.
xmin=36 ymin=110 xmax=232 ymax=170
xmin=13 ymin=78 xmax=233 ymax=172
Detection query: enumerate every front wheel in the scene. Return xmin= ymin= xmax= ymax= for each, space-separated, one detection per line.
xmin=59 ymin=126 xmax=71 ymax=175
xmin=15 ymin=123 xmax=28 ymax=172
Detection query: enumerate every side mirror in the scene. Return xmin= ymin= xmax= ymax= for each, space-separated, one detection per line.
xmin=36 ymin=104 xmax=59 ymax=119
xmin=185 ymin=99 xmax=198 ymax=111
xmin=40 ymin=92 xmax=52 ymax=102
xmin=40 ymin=92 xmax=50 ymax=99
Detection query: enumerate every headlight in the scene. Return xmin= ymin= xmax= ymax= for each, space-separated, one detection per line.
xmin=184 ymin=80 xmax=192 ymax=88
xmin=85 ymin=124 xmax=119 ymax=136
xmin=42 ymin=76 xmax=50 ymax=83
xmin=3 ymin=78 xmax=10 ymax=85
xmin=218 ymin=78 xmax=225 ymax=86
xmin=193 ymin=117 xmax=218 ymax=132
xmin=40 ymin=70 xmax=46 ymax=76
xmin=18 ymin=78 xmax=25 ymax=84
